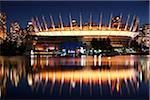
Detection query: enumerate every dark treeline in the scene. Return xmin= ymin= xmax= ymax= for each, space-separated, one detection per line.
xmin=1 ymin=40 xmax=25 ymax=55
xmin=130 ymin=39 xmax=149 ymax=53
xmin=91 ymin=38 xmax=113 ymax=51
xmin=0 ymin=21 xmax=34 ymax=56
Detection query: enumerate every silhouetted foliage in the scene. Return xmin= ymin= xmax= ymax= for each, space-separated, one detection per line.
xmin=91 ymin=38 xmax=98 ymax=50
xmin=130 ymin=40 xmax=142 ymax=52
xmin=91 ymin=37 xmax=113 ymax=51
xmin=1 ymin=21 xmax=33 ymax=55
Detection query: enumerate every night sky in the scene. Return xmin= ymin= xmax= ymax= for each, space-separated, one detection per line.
xmin=1 ymin=1 xmax=149 ymax=29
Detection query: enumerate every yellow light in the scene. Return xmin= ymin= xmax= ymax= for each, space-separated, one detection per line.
xmin=27 ymin=75 xmax=33 ymax=86
xmin=116 ymin=17 xmax=120 ymax=20
xmin=34 ymin=29 xmax=137 ymax=38
xmin=108 ymin=57 xmax=111 ymax=60
xmin=116 ymin=83 xmax=119 ymax=92
xmin=31 ymin=69 xmax=136 ymax=84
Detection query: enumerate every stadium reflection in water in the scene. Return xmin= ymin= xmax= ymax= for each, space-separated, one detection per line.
xmin=0 ymin=55 xmax=149 ymax=99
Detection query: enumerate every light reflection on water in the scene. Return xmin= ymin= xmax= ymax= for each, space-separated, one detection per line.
xmin=0 ymin=55 xmax=149 ymax=99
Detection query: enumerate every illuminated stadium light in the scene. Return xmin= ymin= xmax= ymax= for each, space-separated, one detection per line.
xmin=33 ymin=30 xmax=138 ymax=38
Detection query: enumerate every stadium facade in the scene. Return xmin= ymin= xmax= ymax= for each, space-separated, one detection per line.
xmin=30 ymin=13 xmax=140 ymax=54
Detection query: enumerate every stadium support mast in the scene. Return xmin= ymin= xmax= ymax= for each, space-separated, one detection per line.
xmin=31 ymin=17 xmax=39 ymax=32
xmin=36 ymin=17 xmax=42 ymax=31
xmin=50 ymin=15 xmax=55 ymax=30
xmin=99 ymin=12 xmax=102 ymax=30
xmin=132 ymin=16 xmax=139 ymax=32
xmin=69 ymin=13 xmax=73 ymax=30
xmin=117 ymin=13 xmax=122 ymax=30
xmin=89 ymin=12 xmax=92 ymax=30
xmin=59 ymin=14 xmax=64 ymax=30
xmin=80 ymin=13 xmax=82 ymax=30
xmin=109 ymin=13 xmax=113 ymax=30
xmin=124 ymin=14 xmax=130 ymax=31
xmin=130 ymin=15 xmax=135 ymax=31
xmin=42 ymin=15 xmax=48 ymax=31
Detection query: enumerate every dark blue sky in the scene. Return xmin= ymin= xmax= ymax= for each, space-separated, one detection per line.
xmin=1 ymin=1 xmax=149 ymax=29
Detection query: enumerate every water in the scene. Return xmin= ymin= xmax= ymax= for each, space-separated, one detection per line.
xmin=0 ymin=55 xmax=149 ymax=99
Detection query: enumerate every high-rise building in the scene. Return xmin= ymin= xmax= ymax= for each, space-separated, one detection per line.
xmin=142 ymin=24 xmax=150 ymax=47
xmin=26 ymin=21 xmax=34 ymax=33
xmin=7 ymin=22 xmax=20 ymax=42
xmin=10 ymin=21 xmax=20 ymax=33
xmin=0 ymin=12 xmax=6 ymax=39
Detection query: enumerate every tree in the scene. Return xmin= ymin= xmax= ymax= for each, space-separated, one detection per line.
xmin=130 ymin=39 xmax=142 ymax=52
xmin=1 ymin=21 xmax=32 ymax=55
xmin=91 ymin=37 xmax=113 ymax=51
xmin=91 ymin=38 xmax=98 ymax=50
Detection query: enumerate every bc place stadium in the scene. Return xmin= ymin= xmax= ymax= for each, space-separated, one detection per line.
xmin=30 ymin=13 xmax=140 ymax=56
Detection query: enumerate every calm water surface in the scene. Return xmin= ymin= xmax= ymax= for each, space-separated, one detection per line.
xmin=0 ymin=55 xmax=149 ymax=99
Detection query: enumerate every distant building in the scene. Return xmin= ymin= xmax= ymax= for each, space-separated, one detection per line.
xmin=10 ymin=21 xmax=21 ymax=33
xmin=27 ymin=21 xmax=34 ymax=32
xmin=111 ymin=16 xmax=122 ymax=28
xmin=0 ymin=12 xmax=6 ymax=39
xmin=7 ymin=21 xmax=20 ymax=42
xmin=72 ymin=19 xmax=77 ymax=27
xmin=142 ymin=24 xmax=150 ymax=47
